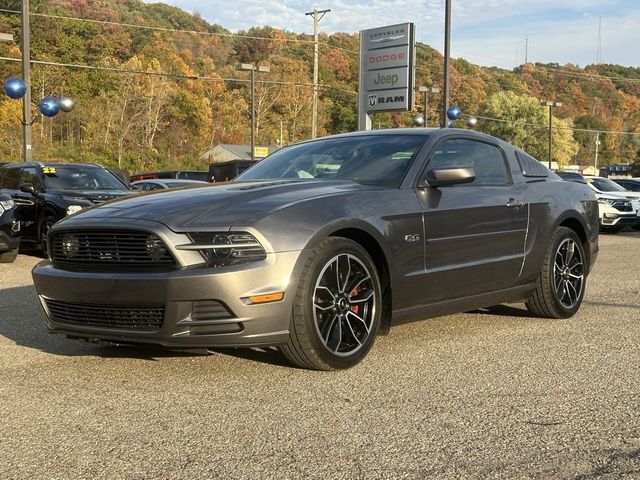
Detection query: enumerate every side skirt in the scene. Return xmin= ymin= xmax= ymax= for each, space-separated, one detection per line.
xmin=391 ymin=283 xmax=536 ymax=325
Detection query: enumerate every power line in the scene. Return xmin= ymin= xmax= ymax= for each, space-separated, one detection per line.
xmin=466 ymin=113 xmax=640 ymax=136
xmin=0 ymin=7 xmax=357 ymax=53
xmin=0 ymin=56 xmax=358 ymax=95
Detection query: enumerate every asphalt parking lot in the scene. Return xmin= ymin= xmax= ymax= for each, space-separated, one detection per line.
xmin=1 ymin=233 xmax=639 ymax=479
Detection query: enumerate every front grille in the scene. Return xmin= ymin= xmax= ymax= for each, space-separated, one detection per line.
xmin=612 ymin=200 xmax=632 ymax=212
xmin=46 ymin=299 xmax=164 ymax=331
xmin=51 ymin=230 xmax=175 ymax=271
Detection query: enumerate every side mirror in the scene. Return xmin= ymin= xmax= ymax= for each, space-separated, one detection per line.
xmin=19 ymin=182 xmax=36 ymax=194
xmin=423 ymin=167 xmax=476 ymax=187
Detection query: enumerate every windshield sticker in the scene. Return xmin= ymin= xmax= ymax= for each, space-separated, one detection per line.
xmin=42 ymin=167 xmax=57 ymax=175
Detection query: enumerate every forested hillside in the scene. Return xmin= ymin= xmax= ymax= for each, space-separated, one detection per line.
xmin=0 ymin=0 xmax=639 ymax=173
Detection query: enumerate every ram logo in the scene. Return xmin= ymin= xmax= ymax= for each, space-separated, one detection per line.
xmin=368 ymin=94 xmax=377 ymax=107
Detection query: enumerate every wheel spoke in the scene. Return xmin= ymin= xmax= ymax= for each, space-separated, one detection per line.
xmin=326 ymin=315 xmax=342 ymax=352
xmin=337 ymin=254 xmax=351 ymax=293
xmin=344 ymin=315 xmax=362 ymax=346
xmin=320 ymin=313 xmax=339 ymax=344
xmin=564 ymin=241 xmax=575 ymax=266
xmin=346 ymin=310 xmax=370 ymax=334
xmin=314 ymin=286 xmax=335 ymax=311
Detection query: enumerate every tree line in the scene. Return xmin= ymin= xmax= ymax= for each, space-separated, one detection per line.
xmin=0 ymin=0 xmax=638 ymax=174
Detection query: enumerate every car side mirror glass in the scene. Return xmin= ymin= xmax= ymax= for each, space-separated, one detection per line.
xmin=423 ymin=167 xmax=476 ymax=187
xmin=19 ymin=182 xmax=36 ymax=194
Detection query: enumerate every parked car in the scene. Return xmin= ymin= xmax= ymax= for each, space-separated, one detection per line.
xmin=208 ymin=160 xmax=258 ymax=182
xmin=33 ymin=129 xmax=599 ymax=370
xmin=611 ymin=178 xmax=640 ymax=192
xmin=0 ymin=162 xmax=134 ymax=250
xmin=131 ymin=179 xmax=208 ymax=191
xmin=0 ymin=192 xmax=20 ymax=263
xmin=555 ymin=171 xmax=587 ymax=184
xmin=129 ymin=170 xmax=208 ymax=182
xmin=584 ymin=176 xmax=640 ymax=231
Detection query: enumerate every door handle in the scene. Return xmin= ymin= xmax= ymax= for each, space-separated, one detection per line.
xmin=506 ymin=198 xmax=524 ymax=209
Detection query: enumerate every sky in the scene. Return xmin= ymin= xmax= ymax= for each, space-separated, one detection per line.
xmin=148 ymin=0 xmax=640 ymax=70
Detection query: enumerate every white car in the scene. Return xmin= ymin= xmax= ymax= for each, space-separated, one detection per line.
xmin=585 ymin=176 xmax=640 ymax=232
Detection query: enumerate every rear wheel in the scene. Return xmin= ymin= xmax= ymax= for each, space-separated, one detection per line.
xmin=526 ymin=227 xmax=586 ymax=318
xmin=0 ymin=248 xmax=18 ymax=263
xmin=280 ymin=237 xmax=382 ymax=370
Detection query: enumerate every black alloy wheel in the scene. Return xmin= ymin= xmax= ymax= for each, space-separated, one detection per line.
xmin=526 ymin=227 xmax=586 ymax=318
xmin=281 ymin=237 xmax=382 ymax=370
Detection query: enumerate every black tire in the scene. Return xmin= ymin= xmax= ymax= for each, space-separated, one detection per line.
xmin=39 ymin=214 xmax=58 ymax=252
xmin=280 ymin=237 xmax=382 ymax=370
xmin=632 ymin=224 xmax=640 ymax=231
xmin=526 ymin=227 xmax=587 ymax=319
xmin=0 ymin=248 xmax=18 ymax=263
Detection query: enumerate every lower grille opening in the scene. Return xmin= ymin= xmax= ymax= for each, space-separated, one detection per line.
xmin=46 ymin=299 xmax=164 ymax=331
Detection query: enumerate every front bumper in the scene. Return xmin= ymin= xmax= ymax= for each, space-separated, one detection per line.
xmin=32 ymin=250 xmax=304 ymax=348
xmin=0 ymin=220 xmax=20 ymax=253
xmin=599 ymin=211 xmax=640 ymax=227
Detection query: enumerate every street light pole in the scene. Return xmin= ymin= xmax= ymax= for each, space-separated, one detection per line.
xmin=416 ymin=86 xmax=440 ymax=127
xmin=305 ymin=8 xmax=330 ymax=139
xmin=442 ymin=0 xmax=451 ymax=127
xmin=237 ymin=63 xmax=270 ymax=161
xmin=21 ymin=0 xmax=32 ymax=162
xmin=540 ymin=100 xmax=562 ymax=169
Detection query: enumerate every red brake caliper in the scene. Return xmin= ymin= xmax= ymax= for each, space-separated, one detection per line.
xmin=350 ymin=287 xmax=360 ymax=315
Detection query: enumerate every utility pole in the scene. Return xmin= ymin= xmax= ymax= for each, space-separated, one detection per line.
xmin=236 ymin=63 xmax=271 ymax=160
xmin=305 ymin=8 xmax=330 ymax=139
xmin=21 ymin=0 xmax=32 ymax=162
xmin=442 ymin=0 xmax=451 ymax=127
xmin=594 ymin=130 xmax=601 ymax=168
xmin=596 ymin=16 xmax=602 ymax=64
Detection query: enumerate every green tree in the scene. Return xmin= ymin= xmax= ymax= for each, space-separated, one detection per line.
xmin=480 ymin=91 xmax=579 ymax=167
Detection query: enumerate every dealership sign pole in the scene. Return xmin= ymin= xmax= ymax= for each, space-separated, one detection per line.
xmin=358 ymin=23 xmax=415 ymax=131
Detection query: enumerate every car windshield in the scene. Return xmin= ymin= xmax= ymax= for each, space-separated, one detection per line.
xmin=237 ymin=134 xmax=427 ymax=187
xmin=42 ymin=165 xmax=126 ymax=190
xmin=587 ymin=177 xmax=628 ymax=192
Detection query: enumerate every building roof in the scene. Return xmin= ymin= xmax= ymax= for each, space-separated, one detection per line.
xmin=200 ymin=144 xmax=279 ymax=162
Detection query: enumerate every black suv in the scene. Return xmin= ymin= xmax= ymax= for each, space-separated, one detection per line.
xmin=0 ymin=192 xmax=20 ymax=262
xmin=0 ymin=162 xmax=134 ymax=250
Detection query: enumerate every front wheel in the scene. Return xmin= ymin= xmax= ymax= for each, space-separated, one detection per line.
xmin=280 ymin=237 xmax=382 ymax=370
xmin=526 ymin=227 xmax=586 ymax=318
xmin=39 ymin=214 xmax=58 ymax=253
xmin=0 ymin=248 xmax=18 ymax=263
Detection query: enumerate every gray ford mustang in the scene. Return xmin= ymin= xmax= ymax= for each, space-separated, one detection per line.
xmin=32 ymin=129 xmax=599 ymax=370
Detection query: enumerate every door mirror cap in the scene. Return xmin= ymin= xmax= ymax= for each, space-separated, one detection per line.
xmin=19 ymin=182 xmax=36 ymax=194
xmin=422 ymin=167 xmax=476 ymax=187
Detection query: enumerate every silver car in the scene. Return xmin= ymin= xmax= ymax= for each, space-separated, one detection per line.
xmin=32 ymin=129 xmax=599 ymax=370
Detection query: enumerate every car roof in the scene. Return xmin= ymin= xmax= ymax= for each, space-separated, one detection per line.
xmin=2 ymin=161 xmax=103 ymax=169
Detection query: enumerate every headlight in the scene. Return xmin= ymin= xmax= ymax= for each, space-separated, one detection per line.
xmin=0 ymin=198 xmax=15 ymax=216
xmin=597 ymin=198 xmax=615 ymax=205
xmin=66 ymin=205 xmax=84 ymax=216
xmin=178 ymin=232 xmax=267 ymax=266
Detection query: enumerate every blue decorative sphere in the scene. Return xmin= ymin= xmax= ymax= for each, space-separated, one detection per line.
xmin=39 ymin=96 xmax=60 ymax=117
xmin=3 ymin=77 xmax=27 ymax=99
xmin=447 ymin=106 xmax=462 ymax=120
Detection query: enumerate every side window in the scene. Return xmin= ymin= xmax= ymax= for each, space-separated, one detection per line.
xmin=0 ymin=168 xmax=20 ymax=189
xmin=149 ymin=183 xmax=163 ymax=190
xmin=20 ymin=167 xmax=43 ymax=190
xmin=429 ymin=138 xmax=511 ymax=186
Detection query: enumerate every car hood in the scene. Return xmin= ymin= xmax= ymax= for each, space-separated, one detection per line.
xmin=49 ymin=188 xmax=134 ymax=203
xmin=69 ymin=180 xmax=377 ymax=229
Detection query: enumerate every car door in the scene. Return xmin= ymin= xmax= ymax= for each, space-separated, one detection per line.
xmin=16 ymin=167 xmax=43 ymax=240
xmin=416 ymin=137 xmax=528 ymax=302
